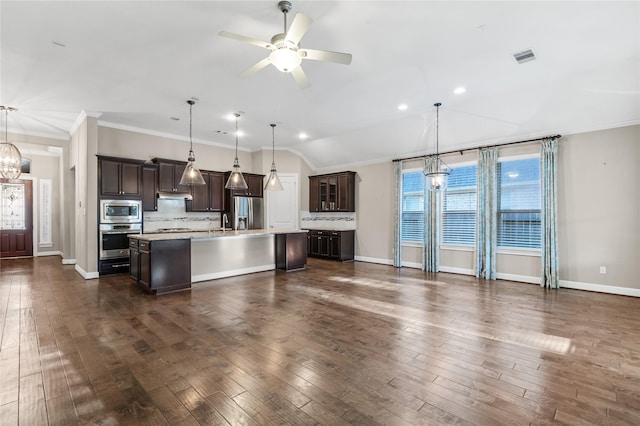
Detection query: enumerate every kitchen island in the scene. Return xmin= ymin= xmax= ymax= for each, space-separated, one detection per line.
xmin=129 ymin=229 xmax=308 ymax=294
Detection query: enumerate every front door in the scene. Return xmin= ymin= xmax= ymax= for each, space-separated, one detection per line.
xmin=1 ymin=179 xmax=33 ymax=257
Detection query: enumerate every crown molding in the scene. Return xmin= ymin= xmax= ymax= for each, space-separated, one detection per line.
xmin=69 ymin=110 xmax=102 ymax=136
xmin=97 ymin=120 xmax=252 ymax=153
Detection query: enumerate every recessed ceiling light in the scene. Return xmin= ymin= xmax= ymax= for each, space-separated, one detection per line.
xmin=398 ymin=104 xmax=408 ymax=111
xmin=299 ymin=132 xmax=308 ymax=140
xmin=454 ymin=87 xmax=466 ymax=95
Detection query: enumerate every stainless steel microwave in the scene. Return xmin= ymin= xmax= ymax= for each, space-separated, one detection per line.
xmin=100 ymin=199 xmax=142 ymax=224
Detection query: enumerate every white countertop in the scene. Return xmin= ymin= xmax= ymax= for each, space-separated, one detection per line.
xmin=132 ymin=228 xmax=308 ymax=242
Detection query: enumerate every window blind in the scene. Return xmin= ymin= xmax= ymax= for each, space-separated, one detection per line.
xmin=497 ymin=158 xmax=541 ymax=249
xmin=401 ymin=171 xmax=424 ymax=242
xmin=442 ymin=164 xmax=477 ymax=245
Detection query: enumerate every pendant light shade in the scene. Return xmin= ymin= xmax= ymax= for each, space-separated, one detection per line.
xmin=225 ymin=113 xmax=248 ymax=190
xmin=264 ymin=123 xmax=284 ymax=191
xmin=424 ymin=102 xmax=449 ymax=192
xmin=0 ymin=106 xmax=22 ymax=180
xmin=179 ymin=100 xmax=206 ymax=186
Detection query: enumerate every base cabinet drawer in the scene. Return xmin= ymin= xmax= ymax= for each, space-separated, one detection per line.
xmin=99 ymin=258 xmax=130 ymax=275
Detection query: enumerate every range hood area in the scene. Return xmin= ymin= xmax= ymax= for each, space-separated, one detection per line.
xmin=157 ymin=191 xmax=192 ymax=201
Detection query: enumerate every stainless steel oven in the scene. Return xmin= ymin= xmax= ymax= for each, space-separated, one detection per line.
xmin=100 ymin=199 xmax=142 ymax=224
xmin=99 ymin=223 xmax=142 ymax=260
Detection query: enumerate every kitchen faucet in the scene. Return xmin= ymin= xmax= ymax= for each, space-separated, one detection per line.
xmin=222 ymin=213 xmax=229 ymax=232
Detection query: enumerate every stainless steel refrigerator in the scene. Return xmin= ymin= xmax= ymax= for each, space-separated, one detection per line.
xmin=230 ymin=196 xmax=264 ymax=230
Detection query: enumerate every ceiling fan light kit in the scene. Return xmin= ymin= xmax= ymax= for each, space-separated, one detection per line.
xmin=219 ymin=0 xmax=352 ymax=88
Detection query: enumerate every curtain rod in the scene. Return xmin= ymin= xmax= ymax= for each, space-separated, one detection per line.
xmin=392 ymin=134 xmax=562 ymax=163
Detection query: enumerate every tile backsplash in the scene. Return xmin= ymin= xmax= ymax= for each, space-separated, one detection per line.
xmin=300 ymin=211 xmax=356 ymax=230
xmin=144 ymin=199 xmax=220 ymax=233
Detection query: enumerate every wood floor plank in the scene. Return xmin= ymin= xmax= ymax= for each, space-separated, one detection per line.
xmin=18 ymin=373 xmax=47 ymax=426
xmin=149 ymin=385 xmax=198 ymax=425
xmin=206 ymin=390 xmax=260 ymax=425
xmin=0 ymin=401 xmax=18 ymax=425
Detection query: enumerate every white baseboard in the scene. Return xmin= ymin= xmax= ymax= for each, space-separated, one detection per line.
xmin=560 ymin=280 xmax=640 ymax=298
xmin=354 ymin=256 xmax=394 ymax=266
xmin=37 ymin=251 xmax=62 ymax=257
xmin=440 ymin=266 xmax=474 ymax=276
xmin=496 ymin=273 xmax=540 ymax=284
xmin=192 ymin=264 xmax=275 ymax=283
xmin=75 ymin=265 xmax=99 ymax=279
xmin=402 ymin=261 xmax=422 ymax=269
xmin=62 ymin=258 xmax=77 ymax=265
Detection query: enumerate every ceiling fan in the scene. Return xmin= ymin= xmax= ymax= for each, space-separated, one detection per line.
xmin=219 ymin=1 xmax=352 ymax=89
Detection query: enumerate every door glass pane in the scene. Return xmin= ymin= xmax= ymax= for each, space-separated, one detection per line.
xmin=1 ymin=183 xmax=25 ymax=230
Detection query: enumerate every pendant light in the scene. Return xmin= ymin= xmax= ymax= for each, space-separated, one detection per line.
xmin=264 ymin=123 xmax=284 ymax=191
xmin=179 ymin=100 xmax=206 ymax=186
xmin=225 ymin=113 xmax=248 ymax=190
xmin=0 ymin=106 xmax=22 ymax=180
xmin=424 ymin=102 xmax=449 ymax=192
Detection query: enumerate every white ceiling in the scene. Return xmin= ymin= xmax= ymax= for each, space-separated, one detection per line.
xmin=2 ymin=1 xmax=639 ymax=170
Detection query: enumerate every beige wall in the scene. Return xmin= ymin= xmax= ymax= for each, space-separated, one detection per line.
xmin=73 ymin=119 xmax=88 ymax=273
xmin=351 ymin=162 xmax=395 ymax=262
xmin=352 ymin=124 xmax=639 ymax=293
xmin=557 ymin=125 xmax=639 ymax=289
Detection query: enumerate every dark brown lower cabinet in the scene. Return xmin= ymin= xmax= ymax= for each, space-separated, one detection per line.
xmin=307 ymin=230 xmax=354 ymax=261
xmin=130 ymin=237 xmax=191 ymax=294
xmin=275 ymin=233 xmax=308 ymax=271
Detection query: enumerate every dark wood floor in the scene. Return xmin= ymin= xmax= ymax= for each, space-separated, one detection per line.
xmin=1 ymin=257 xmax=640 ymax=425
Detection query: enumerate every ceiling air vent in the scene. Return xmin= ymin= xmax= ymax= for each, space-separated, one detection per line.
xmin=513 ymin=49 xmax=536 ymax=64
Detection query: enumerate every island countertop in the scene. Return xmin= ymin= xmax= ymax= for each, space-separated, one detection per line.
xmin=130 ymin=228 xmax=308 ymax=242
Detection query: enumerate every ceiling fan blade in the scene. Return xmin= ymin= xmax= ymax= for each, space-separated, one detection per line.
xmin=218 ymin=31 xmax=273 ymax=49
xmin=299 ymin=49 xmax=352 ymax=65
xmin=285 ymin=13 xmax=312 ymax=45
xmin=290 ymin=66 xmax=310 ymax=89
xmin=241 ymin=57 xmax=271 ymax=77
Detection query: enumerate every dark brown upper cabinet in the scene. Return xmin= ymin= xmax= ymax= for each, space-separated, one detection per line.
xmin=142 ymin=164 xmax=158 ymax=211
xmin=98 ymin=156 xmax=143 ymax=199
xmin=155 ymin=159 xmax=190 ymax=194
xmin=309 ymin=172 xmax=356 ymax=212
xmin=188 ymin=171 xmax=225 ymax=212
xmin=224 ymin=172 xmax=265 ymax=198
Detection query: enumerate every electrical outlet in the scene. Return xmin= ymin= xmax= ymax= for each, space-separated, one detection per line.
xmin=599 ymin=266 xmax=606 ymax=274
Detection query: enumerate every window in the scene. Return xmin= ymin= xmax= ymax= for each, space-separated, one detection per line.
xmin=497 ymin=157 xmax=541 ymax=249
xmin=1 ymin=183 xmax=26 ymax=230
xmin=442 ymin=164 xmax=477 ymax=245
xmin=401 ymin=171 xmax=424 ymax=243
